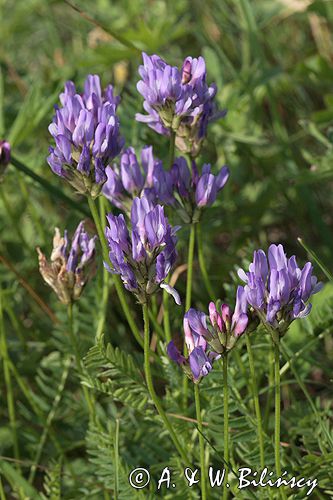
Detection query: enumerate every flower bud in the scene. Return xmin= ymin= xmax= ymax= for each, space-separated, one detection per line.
xmin=37 ymin=222 xmax=96 ymax=304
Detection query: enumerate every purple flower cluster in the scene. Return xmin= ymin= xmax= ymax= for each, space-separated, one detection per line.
xmin=103 ymin=151 xmax=229 ymax=222
xmin=102 ymin=145 xmax=161 ymax=210
xmin=238 ymin=244 xmax=323 ymax=334
xmin=0 ymin=140 xmax=11 ymax=180
xmin=48 ymin=75 xmax=124 ymax=198
xmin=154 ymin=157 xmax=229 ymax=223
xmin=37 ymin=221 xmax=96 ymax=304
xmin=136 ymin=53 xmax=219 ymax=156
xmin=168 ymin=287 xmax=248 ymax=382
xmin=167 ymin=318 xmax=219 ymax=384
xmin=105 ymin=196 xmax=180 ymax=305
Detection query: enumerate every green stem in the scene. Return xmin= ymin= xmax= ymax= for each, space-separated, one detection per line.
xmin=161 ymin=131 xmax=176 ymax=345
xmin=273 ymin=333 xmax=282 ymax=477
xmin=163 ymin=283 xmax=172 ymax=344
xmin=64 ymin=0 xmax=140 ymax=52
xmin=223 ymin=354 xmax=229 ymax=500
xmin=142 ymin=304 xmax=188 ymax=464
xmin=194 ymin=384 xmax=206 ymax=500
xmin=185 ymin=223 xmax=196 ymax=311
xmin=169 ymin=131 xmax=176 ymax=169
xmin=0 ymin=288 xmax=20 ymax=468
xmin=148 ymin=310 xmax=165 ymax=340
xmin=272 ymin=334 xmax=288 ymax=500
xmin=0 ymin=477 xmax=5 ymax=500
xmin=196 ymin=223 xmax=216 ymax=300
xmin=96 ymin=265 xmax=110 ymax=341
xmin=114 ymin=419 xmax=120 ymax=500
xmin=183 ymin=223 xmax=196 ymax=408
xmin=263 ymin=345 xmax=274 ymax=431
xmin=96 ymin=197 xmax=110 ymax=341
xmin=87 ymin=196 xmax=143 ymax=349
xmin=245 ymin=335 xmax=265 ymax=469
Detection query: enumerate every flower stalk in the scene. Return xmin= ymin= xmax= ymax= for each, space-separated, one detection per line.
xmin=162 ymin=130 xmax=177 ymax=345
xmin=223 ymin=354 xmax=229 ymax=500
xmin=142 ymin=303 xmax=188 ymax=464
xmin=245 ymin=334 xmax=265 ymax=468
xmin=183 ymin=222 xmax=196 ymax=407
xmin=186 ymin=223 xmax=196 ymax=311
xmin=194 ymin=383 xmax=207 ymax=500
xmin=273 ymin=330 xmax=282 ymax=476
xmin=196 ymin=222 xmax=216 ymax=300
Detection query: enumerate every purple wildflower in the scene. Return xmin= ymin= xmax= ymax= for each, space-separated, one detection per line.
xmin=0 ymin=140 xmax=11 ymax=180
xmin=154 ymin=156 xmax=229 ymax=223
xmin=48 ymin=75 xmax=124 ymax=198
xmin=167 ymin=317 xmax=218 ymax=384
xmin=189 ymin=286 xmax=248 ymax=354
xmin=168 ymin=287 xmax=247 ymax=382
xmin=238 ymin=244 xmax=323 ymax=334
xmin=102 ymin=145 xmax=161 ymax=210
xmin=105 ymin=196 xmax=180 ymax=305
xmin=37 ymin=222 xmax=96 ymax=304
xmin=136 ymin=53 xmax=221 ymax=156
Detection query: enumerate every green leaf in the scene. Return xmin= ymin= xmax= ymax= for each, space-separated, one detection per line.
xmin=83 ymin=336 xmax=152 ymax=413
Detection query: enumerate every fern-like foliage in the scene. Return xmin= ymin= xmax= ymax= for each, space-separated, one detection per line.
xmin=82 ymin=335 xmax=153 ymax=413
xmin=86 ymin=423 xmax=146 ymax=500
xmin=41 ymin=461 xmax=62 ymax=500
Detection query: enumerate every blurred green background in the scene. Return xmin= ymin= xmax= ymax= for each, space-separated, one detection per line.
xmin=0 ymin=0 xmax=333 ymax=497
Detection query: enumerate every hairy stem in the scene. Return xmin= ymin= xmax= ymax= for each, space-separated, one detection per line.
xmin=273 ymin=334 xmax=282 ymax=477
xmin=185 ymin=223 xmax=196 ymax=311
xmin=114 ymin=419 xmax=120 ymax=500
xmin=245 ymin=335 xmax=265 ymax=469
xmin=169 ymin=130 xmax=176 ymax=169
xmin=142 ymin=304 xmax=188 ymax=464
xmin=96 ymin=197 xmax=110 ymax=340
xmin=196 ymin=223 xmax=216 ymax=300
xmin=194 ymin=384 xmax=206 ymax=500
xmin=183 ymin=223 xmax=196 ymax=408
xmin=263 ymin=345 xmax=274 ymax=431
xmin=163 ymin=285 xmax=172 ymax=344
xmin=272 ymin=333 xmax=287 ymax=500
xmin=162 ymin=131 xmax=176 ymax=346
xmin=223 ymin=355 xmax=229 ymax=500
